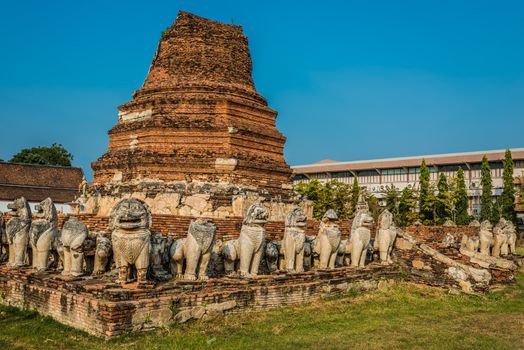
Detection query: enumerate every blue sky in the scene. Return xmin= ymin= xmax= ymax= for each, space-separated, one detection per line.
xmin=0 ymin=0 xmax=523 ymax=179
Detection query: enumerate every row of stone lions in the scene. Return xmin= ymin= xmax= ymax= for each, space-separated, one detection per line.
xmin=0 ymin=196 xmax=398 ymax=286
xmin=461 ymin=219 xmax=518 ymax=257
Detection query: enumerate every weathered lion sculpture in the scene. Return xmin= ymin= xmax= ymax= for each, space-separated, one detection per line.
xmin=29 ymin=197 xmax=58 ymax=271
xmin=314 ymin=209 xmax=341 ymax=269
xmin=222 ymin=238 xmax=240 ymax=275
xmin=335 ymin=239 xmax=350 ymax=267
xmin=6 ymin=197 xmax=32 ymax=267
xmin=492 ymin=218 xmax=509 ymax=257
xmin=237 ymin=203 xmax=269 ymax=278
xmin=110 ymin=198 xmax=152 ymax=284
xmin=478 ymin=220 xmax=494 ymax=255
xmin=169 ymin=218 xmax=216 ymax=280
xmin=92 ymin=234 xmax=112 ymax=275
xmin=374 ymin=209 xmax=397 ymax=265
xmin=61 ymin=217 xmax=88 ymax=276
xmin=348 ymin=208 xmax=374 ymax=267
xmin=281 ymin=207 xmax=307 ymax=273
xmin=460 ymin=234 xmax=480 ymax=253
xmin=504 ymin=221 xmax=517 ymax=255
xmin=150 ymin=234 xmax=172 ymax=281
xmin=264 ymin=240 xmax=281 ymax=273
xmin=0 ymin=211 xmax=8 ymax=262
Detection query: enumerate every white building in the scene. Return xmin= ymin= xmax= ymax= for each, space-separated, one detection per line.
xmin=292 ymin=148 xmax=524 ymax=217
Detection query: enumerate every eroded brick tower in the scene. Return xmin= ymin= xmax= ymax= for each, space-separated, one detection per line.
xmin=89 ymin=12 xmax=305 ymax=219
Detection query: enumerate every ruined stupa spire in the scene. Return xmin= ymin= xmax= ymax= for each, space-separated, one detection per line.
xmin=91 ymin=11 xmax=294 ymax=211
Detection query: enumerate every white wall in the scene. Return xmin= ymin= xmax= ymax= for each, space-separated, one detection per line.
xmin=0 ymin=200 xmax=73 ymax=215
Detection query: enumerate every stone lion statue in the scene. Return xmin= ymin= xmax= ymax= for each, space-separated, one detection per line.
xmin=237 ymin=203 xmax=269 ymax=278
xmin=110 ymin=198 xmax=152 ymax=284
xmin=29 ymin=198 xmax=58 ymax=271
xmin=149 ymin=234 xmax=172 ymax=281
xmin=443 ymin=220 xmax=456 ymax=227
xmin=6 ymin=197 xmax=32 ymax=268
xmin=314 ymin=209 xmax=341 ymax=269
xmin=335 ymin=239 xmax=350 ymax=267
xmin=478 ymin=220 xmax=494 ymax=255
xmin=222 ymin=239 xmax=240 ymax=275
xmin=264 ymin=240 xmax=281 ymax=273
xmin=504 ymin=221 xmax=517 ymax=255
xmin=469 ymin=220 xmax=481 ymax=227
xmin=348 ymin=207 xmax=374 ymax=267
xmin=0 ymin=211 xmax=8 ymax=263
xmin=169 ymin=218 xmax=216 ymax=280
xmin=92 ymin=234 xmax=112 ymax=275
xmin=61 ymin=217 xmax=89 ymax=276
xmin=374 ymin=209 xmax=397 ymax=265
xmin=460 ymin=234 xmax=480 ymax=252
xmin=281 ymin=207 xmax=307 ymax=273
xmin=303 ymin=236 xmax=315 ymax=271
xmin=492 ymin=218 xmax=509 ymax=257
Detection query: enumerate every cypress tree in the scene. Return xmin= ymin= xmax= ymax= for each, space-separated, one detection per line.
xmin=491 ymin=197 xmax=501 ymax=224
xmin=500 ymin=149 xmax=516 ymax=223
xmin=436 ymin=173 xmax=451 ymax=224
xmin=398 ymin=187 xmax=417 ymax=227
xmin=455 ymin=167 xmax=470 ymax=225
xmin=350 ymin=176 xmax=359 ymax=217
xmin=385 ymin=185 xmax=399 ymax=216
xmin=419 ymin=159 xmax=433 ymax=224
xmin=480 ymin=155 xmax=493 ymax=222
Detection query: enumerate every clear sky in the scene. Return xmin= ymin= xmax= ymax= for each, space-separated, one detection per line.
xmin=0 ymin=0 xmax=523 ymax=179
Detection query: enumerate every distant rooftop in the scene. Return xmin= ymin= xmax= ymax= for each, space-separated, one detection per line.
xmin=0 ymin=162 xmax=83 ymax=203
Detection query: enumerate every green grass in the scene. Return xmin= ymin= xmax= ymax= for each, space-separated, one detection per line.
xmin=1 ymin=272 xmax=523 ymax=350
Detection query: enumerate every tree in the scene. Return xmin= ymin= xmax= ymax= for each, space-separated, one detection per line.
xmin=454 ymin=167 xmax=470 ymax=225
xmin=500 ymin=149 xmax=516 ymax=223
xmin=295 ymin=179 xmax=323 ymax=219
xmin=10 ymin=143 xmax=73 ymax=167
xmin=329 ymin=180 xmax=353 ymax=219
xmin=419 ymin=159 xmax=435 ymax=224
xmin=435 ymin=173 xmax=452 ymax=224
xmin=350 ymin=176 xmax=360 ymax=217
xmin=479 ymin=155 xmax=493 ymax=222
xmin=398 ymin=187 xmax=418 ymax=227
xmin=491 ymin=196 xmax=501 ymax=224
xmin=295 ymin=179 xmax=353 ymax=219
xmin=384 ymin=184 xmax=400 ymax=217
xmin=362 ymin=190 xmax=380 ymax=222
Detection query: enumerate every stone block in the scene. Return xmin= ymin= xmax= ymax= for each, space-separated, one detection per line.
xmin=412 ymin=260 xmax=425 ymax=269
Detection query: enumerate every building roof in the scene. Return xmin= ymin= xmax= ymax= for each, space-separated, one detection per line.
xmin=0 ymin=162 xmax=83 ymax=203
xmin=292 ymin=148 xmax=524 ymax=174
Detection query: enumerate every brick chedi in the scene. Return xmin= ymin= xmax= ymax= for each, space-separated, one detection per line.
xmin=88 ymin=12 xmax=308 ymax=220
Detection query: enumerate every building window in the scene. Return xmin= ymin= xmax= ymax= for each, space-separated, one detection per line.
xmin=382 ymin=168 xmax=407 ymax=183
xmin=490 ymin=162 xmax=503 ymax=178
xmin=357 ymin=170 xmax=380 ymax=184
xmin=332 ymin=171 xmax=353 ymax=184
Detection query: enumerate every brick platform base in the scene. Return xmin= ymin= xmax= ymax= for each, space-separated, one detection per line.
xmin=0 ymin=265 xmax=402 ymax=337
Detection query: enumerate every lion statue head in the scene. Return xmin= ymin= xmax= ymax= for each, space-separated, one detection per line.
xmin=353 ymin=210 xmax=374 ymax=230
xmin=378 ymin=209 xmax=393 ymax=230
xmin=480 ymin=220 xmax=493 ymax=232
xmin=469 ymin=220 xmax=481 ymax=227
xmin=7 ymin=197 xmax=31 ymax=221
xmin=286 ymin=207 xmax=307 ymax=228
xmin=34 ymin=197 xmax=58 ymax=225
xmin=109 ymin=198 xmax=152 ymax=231
xmin=243 ymin=203 xmax=269 ymax=226
xmin=322 ymin=209 xmax=338 ymax=223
